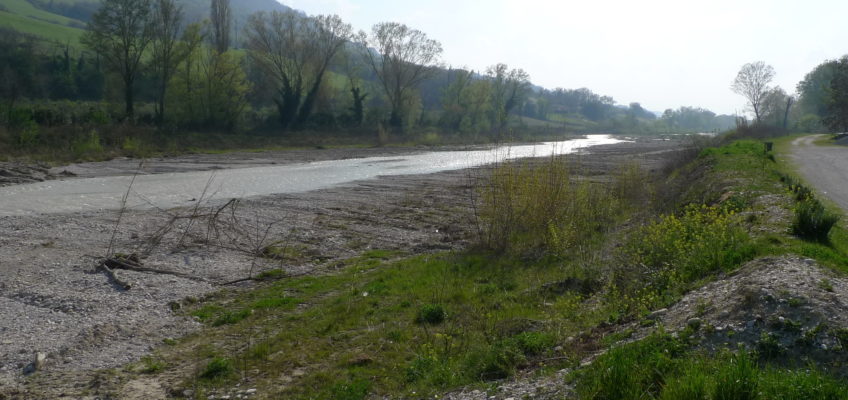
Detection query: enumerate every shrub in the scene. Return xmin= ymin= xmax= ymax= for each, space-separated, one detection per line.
xmin=477 ymin=156 xmax=626 ymax=257
xmin=200 ymin=357 xmax=232 ymax=380
xmin=416 ymin=304 xmax=446 ymax=324
xmin=16 ymin=120 xmax=39 ymax=148
xmin=615 ymin=205 xmax=755 ymax=313
xmin=792 ymin=198 xmax=839 ymax=242
xmin=71 ymin=129 xmax=104 ymax=157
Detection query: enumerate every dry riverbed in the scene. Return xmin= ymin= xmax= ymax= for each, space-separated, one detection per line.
xmin=0 ymin=138 xmax=684 ymax=398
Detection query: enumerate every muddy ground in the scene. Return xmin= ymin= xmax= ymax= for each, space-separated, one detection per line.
xmin=0 ymin=138 xmax=684 ymax=397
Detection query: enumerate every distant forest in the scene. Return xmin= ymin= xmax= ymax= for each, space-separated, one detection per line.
xmin=0 ymin=0 xmax=801 ymax=155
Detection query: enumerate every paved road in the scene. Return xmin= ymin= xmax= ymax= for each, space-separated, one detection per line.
xmin=790 ymin=135 xmax=848 ymax=213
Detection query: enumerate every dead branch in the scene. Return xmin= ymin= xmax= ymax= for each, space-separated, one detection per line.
xmin=103 ymin=257 xmax=208 ymax=283
xmin=97 ymin=261 xmax=132 ymax=290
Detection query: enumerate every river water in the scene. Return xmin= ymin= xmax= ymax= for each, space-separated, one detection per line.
xmin=0 ymin=135 xmax=624 ymax=217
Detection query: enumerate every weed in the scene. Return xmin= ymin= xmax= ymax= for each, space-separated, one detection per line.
xmin=140 ymin=356 xmax=165 ymax=374
xmin=832 ymin=328 xmax=848 ymax=350
xmin=792 ymin=198 xmax=839 ymax=242
xmin=200 ymin=357 xmax=232 ymax=380
xmin=712 ymin=352 xmax=758 ymax=400
xmin=756 ymin=332 xmax=784 ymax=358
xmin=330 ymin=378 xmax=371 ymax=400
xmin=416 ymin=304 xmax=446 ymax=325
xmin=212 ymin=309 xmax=251 ymax=326
xmin=819 ymin=279 xmax=835 ymax=292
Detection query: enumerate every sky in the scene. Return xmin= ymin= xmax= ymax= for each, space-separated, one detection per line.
xmin=279 ymin=0 xmax=848 ymax=115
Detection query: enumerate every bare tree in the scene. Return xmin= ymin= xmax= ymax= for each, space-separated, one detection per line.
xmin=295 ymin=14 xmax=353 ymax=126
xmin=487 ymin=63 xmax=530 ymax=131
xmin=150 ymin=0 xmax=184 ymax=125
xmin=210 ymin=0 xmax=230 ymax=53
xmin=731 ymin=61 xmax=775 ymax=122
xmin=360 ymin=22 xmax=443 ymax=130
xmin=82 ymin=0 xmax=154 ymax=118
xmin=246 ymin=11 xmax=353 ymax=130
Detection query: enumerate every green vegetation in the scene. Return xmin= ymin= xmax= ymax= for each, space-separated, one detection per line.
xmin=0 ymin=0 xmax=743 ymax=165
xmin=575 ymin=331 xmax=847 ymax=400
xmin=792 ymin=198 xmax=840 ymax=242
xmin=109 ymin=133 xmax=848 ymax=398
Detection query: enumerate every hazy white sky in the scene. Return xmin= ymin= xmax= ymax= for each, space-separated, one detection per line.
xmin=279 ymin=0 xmax=848 ymax=115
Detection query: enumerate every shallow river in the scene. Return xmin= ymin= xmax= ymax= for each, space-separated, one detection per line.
xmin=0 ymin=135 xmax=624 ymax=217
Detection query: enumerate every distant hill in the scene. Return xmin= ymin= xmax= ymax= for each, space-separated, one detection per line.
xmin=0 ymin=0 xmax=293 ymax=46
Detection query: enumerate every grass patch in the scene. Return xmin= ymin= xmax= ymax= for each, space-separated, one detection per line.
xmin=575 ymin=332 xmax=846 ymax=400
xmin=172 ymin=251 xmax=609 ymax=398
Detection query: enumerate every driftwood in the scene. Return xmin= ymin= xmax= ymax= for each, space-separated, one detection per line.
xmin=97 ymin=261 xmax=132 ymax=290
xmin=104 ymin=257 xmax=207 ymax=282
xmin=97 ymin=254 xmax=207 ymax=290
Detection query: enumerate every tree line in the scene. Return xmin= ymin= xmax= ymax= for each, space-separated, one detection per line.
xmin=1 ymin=0 xmax=739 ymax=147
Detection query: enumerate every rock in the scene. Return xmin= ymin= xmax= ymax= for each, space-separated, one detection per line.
xmin=687 ymin=318 xmax=702 ymax=330
xmin=647 ymin=308 xmax=667 ymax=320
xmin=34 ymin=352 xmax=47 ymax=371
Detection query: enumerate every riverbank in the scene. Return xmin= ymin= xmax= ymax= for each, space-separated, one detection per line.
xmin=66 ymin=135 xmax=848 ymax=399
xmin=0 ymin=138 xmax=683 ymax=398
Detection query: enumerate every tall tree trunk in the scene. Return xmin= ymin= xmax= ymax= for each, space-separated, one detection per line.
xmin=124 ymin=76 xmax=135 ymax=118
xmin=783 ymin=97 xmax=793 ymax=130
xmin=294 ymin=69 xmax=326 ymax=128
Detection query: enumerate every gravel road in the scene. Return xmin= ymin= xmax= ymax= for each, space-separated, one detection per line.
xmin=789 ymin=135 xmax=848 ymax=213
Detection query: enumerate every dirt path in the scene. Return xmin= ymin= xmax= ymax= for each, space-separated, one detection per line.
xmin=0 ymin=138 xmax=683 ymax=396
xmin=789 ymin=135 xmax=848 ymax=213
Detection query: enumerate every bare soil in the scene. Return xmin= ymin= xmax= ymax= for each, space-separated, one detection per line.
xmin=0 ymin=138 xmax=683 ymax=398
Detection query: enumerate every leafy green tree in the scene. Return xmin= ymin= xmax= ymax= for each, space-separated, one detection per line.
xmin=82 ymin=0 xmax=154 ymax=118
xmin=440 ymin=69 xmax=474 ymax=132
xmin=824 ymin=57 xmax=848 ymax=133
xmin=760 ymin=87 xmax=793 ymax=128
xmin=487 ymin=63 xmax=530 ymax=131
xmin=0 ymin=29 xmax=41 ymax=124
xmin=170 ymin=24 xmax=249 ymax=131
xmin=797 ymin=59 xmax=839 ymax=118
